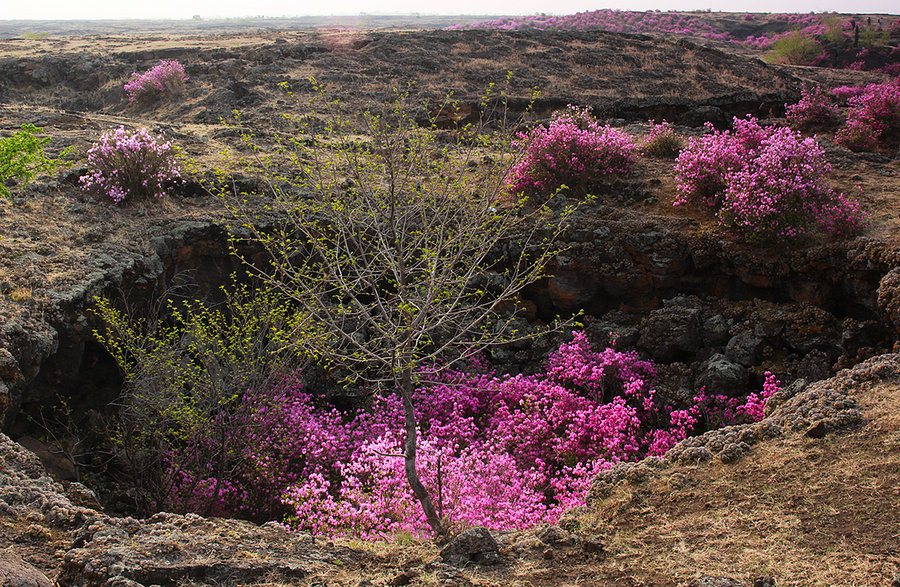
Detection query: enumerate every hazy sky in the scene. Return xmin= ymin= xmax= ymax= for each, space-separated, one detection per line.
xmin=2 ymin=0 xmax=897 ymax=20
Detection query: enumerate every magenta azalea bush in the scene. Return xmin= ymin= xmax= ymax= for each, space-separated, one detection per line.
xmin=835 ymin=81 xmax=900 ymax=151
xmin=80 ymin=126 xmax=181 ymax=204
xmin=124 ymin=59 xmax=188 ymax=103
xmin=673 ymin=117 xmax=762 ymax=208
xmin=675 ymin=116 xmax=863 ymax=244
xmin=698 ymin=371 xmax=781 ymax=425
xmin=785 ymin=84 xmax=840 ymax=128
xmin=160 ymin=332 xmax=781 ymax=537
xmin=507 ymin=105 xmax=637 ymax=195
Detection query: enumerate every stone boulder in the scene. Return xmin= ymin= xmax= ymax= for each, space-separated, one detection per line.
xmin=638 ymin=305 xmax=703 ymax=363
xmin=695 ymin=353 xmax=748 ymax=397
xmin=724 ymin=332 xmax=764 ymax=367
xmin=0 ymin=552 xmax=52 ymax=587
xmin=439 ymin=527 xmax=501 ymax=567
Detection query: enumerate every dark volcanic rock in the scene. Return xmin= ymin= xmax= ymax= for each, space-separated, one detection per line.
xmin=725 ymin=332 xmax=765 ymax=366
xmin=695 ymin=353 xmax=748 ymax=397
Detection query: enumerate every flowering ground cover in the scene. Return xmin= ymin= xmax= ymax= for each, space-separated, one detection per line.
xmin=454 ymin=11 xmax=900 ymax=75
xmin=164 ymin=332 xmax=780 ymax=537
xmin=450 ymin=9 xmax=728 ymax=38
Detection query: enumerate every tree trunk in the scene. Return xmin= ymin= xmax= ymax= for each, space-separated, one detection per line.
xmin=399 ymin=368 xmax=446 ymax=537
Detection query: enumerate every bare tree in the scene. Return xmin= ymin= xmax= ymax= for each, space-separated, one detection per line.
xmin=223 ymin=85 xmax=574 ymax=536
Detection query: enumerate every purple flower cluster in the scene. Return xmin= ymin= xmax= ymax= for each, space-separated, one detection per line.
xmin=675 ymin=116 xmax=863 ymax=244
xmin=831 ymin=85 xmax=866 ymax=102
xmin=695 ymin=371 xmax=781 ymax=425
xmin=507 ymin=105 xmax=637 ymax=195
xmin=785 ymin=84 xmax=840 ymax=128
xmin=835 ymin=81 xmax=900 ymax=152
xmin=162 ymin=332 xmax=781 ymax=537
xmin=79 ymin=126 xmax=181 ymax=204
xmin=124 ymin=60 xmax=188 ymax=103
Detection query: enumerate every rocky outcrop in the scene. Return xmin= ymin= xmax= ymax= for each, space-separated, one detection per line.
xmin=0 ymin=431 xmax=99 ymax=526
xmin=542 ymin=207 xmax=895 ymax=320
xmin=57 ymin=514 xmax=362 ymax=587
xmin=0 ymin=431 xmax=367 ymax=587
xmin=0 ymin=221 xmax=252 ymax=432
xmin=877 ymin=266 xmax=900 ymax=333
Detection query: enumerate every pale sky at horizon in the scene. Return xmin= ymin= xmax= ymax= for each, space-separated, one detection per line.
xmin=2 ymin=0 xmax=898 ymax=21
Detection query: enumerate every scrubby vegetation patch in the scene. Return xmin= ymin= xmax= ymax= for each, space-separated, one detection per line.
xmin=0 ymin=124 xmax=71 ymax=198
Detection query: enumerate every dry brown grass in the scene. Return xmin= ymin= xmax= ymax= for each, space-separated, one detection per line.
xmin=7 ymin=286 xmax=32 ymax=302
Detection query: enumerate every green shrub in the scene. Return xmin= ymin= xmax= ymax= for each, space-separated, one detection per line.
xmin=766 ymin=31 xmax=821 ymax=65
xmin=859 ymin=29 xmax=889 ymax=50
xmin=640 ymin=120 xmax=684 ymax=157
xmin=0 ymin=124 xmax=71 ymax=198
xmin=93 ymin=281 xmax=304 ymax=514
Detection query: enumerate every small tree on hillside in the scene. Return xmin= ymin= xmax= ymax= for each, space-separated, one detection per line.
xmin=221 ymin=84 xmax=574 ymax=536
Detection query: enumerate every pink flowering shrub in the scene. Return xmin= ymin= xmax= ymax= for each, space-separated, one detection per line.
xmin=124 ymin=60 xmax=188 ymax=103
xmin=673 ymin=117 xmax=763 ymax=208
xmin=640 ymin=120 xmax=684 ymax=157
xmin=160 ymin=331 xmax=782 ymax=537
xmin=785 ymin=84 xmax=840 ymax=128
xmin=80 ymin=126 xmax=181 ymax=204
xmin=831 ymin=85 xmax=866 ymax=102
xmin=507 ymin=106 xmax=637 ymax=195
xmin=675 ymin=116 xmax=863 ymax=244
xmin=835 ymin=81 xmax=900 ymax=151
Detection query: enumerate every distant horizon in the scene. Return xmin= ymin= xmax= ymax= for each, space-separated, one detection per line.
xmin=3 ymin=2 xmax=899 ymax=21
